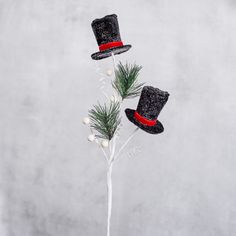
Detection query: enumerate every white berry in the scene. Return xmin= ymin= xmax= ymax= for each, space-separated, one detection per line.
xmin=83 ymin=117 xmax=90 ymax=125
xmin=106 ymin=69 xmax=113 ymax=76
xmin=88 ymin=134 xmax=95 ymax=142
xmin=101 ymin=140 xmax=109 ymax=148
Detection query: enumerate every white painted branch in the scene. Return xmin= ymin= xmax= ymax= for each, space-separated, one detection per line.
xmin=111 ymin=52 xmax=116 ymax=70
xmin=110 ymin=133 xmax=118 ymax=164
xmin=106 ymin=132 xmax=117 ymax=236
xmin=94 ymin=60 xmax=110 ymax=100
xmin=92 ymin=53 xmax=138 ymax=236
xmin=106 ymin=162 xmax=113 ymax=236
xmin=94 ymin=138 xmax=109 ymax=164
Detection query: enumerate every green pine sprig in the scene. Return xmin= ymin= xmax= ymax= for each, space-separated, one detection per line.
xmin=112 ymin=62 xmax=144 ymax=100
xmin=88 ymin=101 xmax=121 ymax=140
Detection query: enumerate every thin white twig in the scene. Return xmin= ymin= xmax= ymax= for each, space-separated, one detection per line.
xmin=94 ymin=60 xmax=110 ymax=100
xmin=109 ymin=137 xmax=113 ymax=158
xmin=111 ymin=52 xmax=116 ymax=70
xmin=106 ymin=128 xmax=137 ymax=236
xmin=106 ymin=129 xmax=118 ymax=236
xmin=113 ymin=127 xmax=139 ymax=162
xmin=110 ymin=133 xmax=118 ymax=164
xmin=106 ymin=162 xmax=113 ymax=236
xmin=94 ymin=138 xmax=109 ymax=164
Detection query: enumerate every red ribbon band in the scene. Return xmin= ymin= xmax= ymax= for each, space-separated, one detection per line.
xmin=99 ymin=41 xmax=123 ymax=51
xmin=134 ymin=111 xmax=157 ymax=127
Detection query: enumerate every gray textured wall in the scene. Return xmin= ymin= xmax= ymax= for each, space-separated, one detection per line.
xmin=1 ymin=0 xmax=236 ymax=235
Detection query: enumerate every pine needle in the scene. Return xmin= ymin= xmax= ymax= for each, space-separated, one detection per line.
xmin=88 ymin=101 xmax=121 ymax=140
xmin=112 ymin=62 xmax=144 ymax=100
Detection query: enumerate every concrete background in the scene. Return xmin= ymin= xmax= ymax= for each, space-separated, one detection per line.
xmin=1 ymin=0 xmax=236 ymax=235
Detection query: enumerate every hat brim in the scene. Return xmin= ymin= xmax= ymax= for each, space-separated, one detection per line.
xmin=91 ymin=45 xmax=131 ymax=60
xmin=125 ymin=109 xmax=164 ymax=134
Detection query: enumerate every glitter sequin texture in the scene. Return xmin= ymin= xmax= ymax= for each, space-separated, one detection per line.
xmin=125 ymin=86 xmax=170 ymax=134
xmin=91 ymin=14 xmax=131 ymax=60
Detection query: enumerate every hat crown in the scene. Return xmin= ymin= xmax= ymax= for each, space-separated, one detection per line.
xmin=91 ymin=14 xmax=122 ymax=45
xmin=136 ymin=86 xmax=169 ymax=120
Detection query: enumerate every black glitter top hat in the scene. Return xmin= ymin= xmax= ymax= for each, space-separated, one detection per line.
xmin=91 ymin=14 xmax=131 ymax=60
xmin=125 ymin=86 xmax=170 ymax=134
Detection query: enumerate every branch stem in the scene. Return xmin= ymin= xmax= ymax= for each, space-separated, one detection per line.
xmin=111 ymin=52 xmax=116 ymax=70
xmin=106 ymin=133 xmax=117 ymax=236
xmin=94 ymin=138 xmax=109 ymax=163
xmin=114 ymin=127 xmax=139 ymax=162
xmin=106 ymin=162 xmax=113 ymax=236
